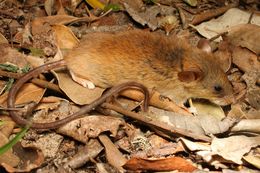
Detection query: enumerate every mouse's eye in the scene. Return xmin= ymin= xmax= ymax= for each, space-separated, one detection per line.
xmin=214 ymin=85 xmax=223 ymax=92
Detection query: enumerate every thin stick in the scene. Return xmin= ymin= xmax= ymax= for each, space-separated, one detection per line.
xmin=0 ymin=70 xmax=62 ymax=93
xmin=191 ymin=3 xmax=237 ymax=25
xmin=101 ymin=103 xmax=211 ymax=142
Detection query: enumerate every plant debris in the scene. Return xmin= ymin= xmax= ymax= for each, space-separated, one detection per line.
xmin=0 ymin=0 xmax=259 ymax=172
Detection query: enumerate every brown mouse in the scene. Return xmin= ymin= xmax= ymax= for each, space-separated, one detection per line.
xmin=7 ymin=30 xmax=234 ymax=129
xmin=65 ymin=30 xmax=234 ymax=105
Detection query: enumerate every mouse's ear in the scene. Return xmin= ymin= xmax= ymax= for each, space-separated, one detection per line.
xmin=178 ymin=68 xmax=203 ymax=83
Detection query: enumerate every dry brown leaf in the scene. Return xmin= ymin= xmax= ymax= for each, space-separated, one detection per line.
xmin=0 ymin=33 xmax=8 ymax=44
xmin=99 ymin=134 xmax=127 ymax=172
xmin=243 ymin=150 xmax=260 ymax=169
xmin=35 ymin=96 xmax=66 ymax=111
xmin=15 ymin=83 xmax=45 ymax=105
xmin=117 ymin=128 xmax=181 ymax=158
xmin=31 ymin=15 xmax=78 ymax=35
xmin=64 ymin=139 xmax=103 ymax=169
xmin=228 ymin=103 xmax=245 ymax=119
xmin=211 ymin=136 xmax=260 ymax=164
xmin=54 ymin=71 xmax=104 ymax=105
xmin=214 ymin=41 xmax=232 ymax=72
xmin=0 ymin=45 xmax=29 ymax=68
xmin=57 ymin=115 xmax=124 ymax=143
xmin=232 ymin=47 xmax=260 ymax=73
xmin=231 ymin=119 xmax=260 ymax=133
xmin=44 ymin=0 xmax=55 ymax=16
xmin=21 ymin=132 xmax=63 ymax=158
xmin=246 ymin=109 xmax=260 ymax=119
xmin=13 ymin=23 xmax=33 ymax=45
xmin=148 ymin=107 xmax=236 ymax=135
xmin=32 ymin=100 xmax=80 ymax=127
xmin=181 ymin=136 xmax=260 ymax=168
xmin=195 ymin=8 xmax=260 ymax=40
xmin=228 ymin=101 xmax=260 ymax=131
xmin=246 ymin=91 xmax=259 ymax=112
xmin=144 ymin=135 xmax=182 ymax=157
xmin=40 ymin=96 xmax=65 ymax=103
xmin=123 ymin=157 xmax=197 ymax=171
xmin=179 ymin=137 xmax=210 ymax=151
xmin=70 ymin=0 xmax=82 ymax=11
xmin=1 ymin=143 xmax=44 ymax=173
xmin=0 ymin=132 xmax=20 ymax=167
xmin=232 ymin=82 xmax=247 ymax=97
xmin=52 ymin=24 xmax=79 ymax=50
xmin=124 ymin=2 xmax=176 ymax=31
xmin=227 ymin=24 xmax=260 ymax=55
xmin=0 ymin=92 xmax=8 ymax=107
xmin=242 ymin=71 xmax=260 ymax=110
xmin=0 ymin=116 xmax=15 ymax=138
xmin=31 ymin=15 xmax=94 ymax=35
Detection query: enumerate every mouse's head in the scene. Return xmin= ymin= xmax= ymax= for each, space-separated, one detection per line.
xmin=177 ymin=50 xmax=234 ymax=106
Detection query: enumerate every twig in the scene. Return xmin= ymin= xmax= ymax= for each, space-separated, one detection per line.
xmin=191 ymin=3 xmax=238 ymax=25
xmin=120 ymin=89 xmax=191 ymax=115
xmin=248 ymin=12 xmax=254 ymax=24
xmin=0 ymin=70 xmax=62 ymax=93
xmin=0 ymin=69 xmax=22 ymax=79
xmin=101 ymin=103 xmax=211 ymax=142
xmin=176 ymin=5 xmax=187 ymax=29
xmin=30 ymin=78 xmax=62 ymax=93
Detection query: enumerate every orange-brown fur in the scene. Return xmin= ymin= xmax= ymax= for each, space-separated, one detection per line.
xmin=65 ymin=30 xmax=234 ymax=105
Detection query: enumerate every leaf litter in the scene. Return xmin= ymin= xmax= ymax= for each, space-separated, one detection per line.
xmin=0 ymin=0 xmax=259 ymax=172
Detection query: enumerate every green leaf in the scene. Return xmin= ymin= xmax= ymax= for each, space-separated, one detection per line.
xmin=0 ymin=64 xmax=19 ymax=73
xmin=29 ymin=47 xmax=45 ymax=57
xmin=4 ymin=78 xmax=14 ymax=92
xmin=104 ymin=3 xmax=121 ymax=12
xmin=0 ymin=125 xmax=30 ymax=155
xmin=0 ymin=120 xmax=4 ymax=127
xmin=21 ymin=64 xmax=31 ymax=73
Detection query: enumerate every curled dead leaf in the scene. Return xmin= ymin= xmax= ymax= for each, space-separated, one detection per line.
xmin=0 ymin=143 xmax=44 ymax=173
xmin=57 ymin=115 xmax=124 ymax=143
xmin=21 ymin=132 xmax=63 ymax=158
xmin=123 ymin=157 xmax=197 ymax=171
xmin=99 ymin=134 xmax=127 ymax=172
xmin=52 ymin=24 xmax=79 ymax=50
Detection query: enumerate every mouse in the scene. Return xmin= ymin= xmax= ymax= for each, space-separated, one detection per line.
xmin=7 ymin=30 xmax=234 ymax=129
xmin=65 ymin=30 xmax=234 ymax=105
